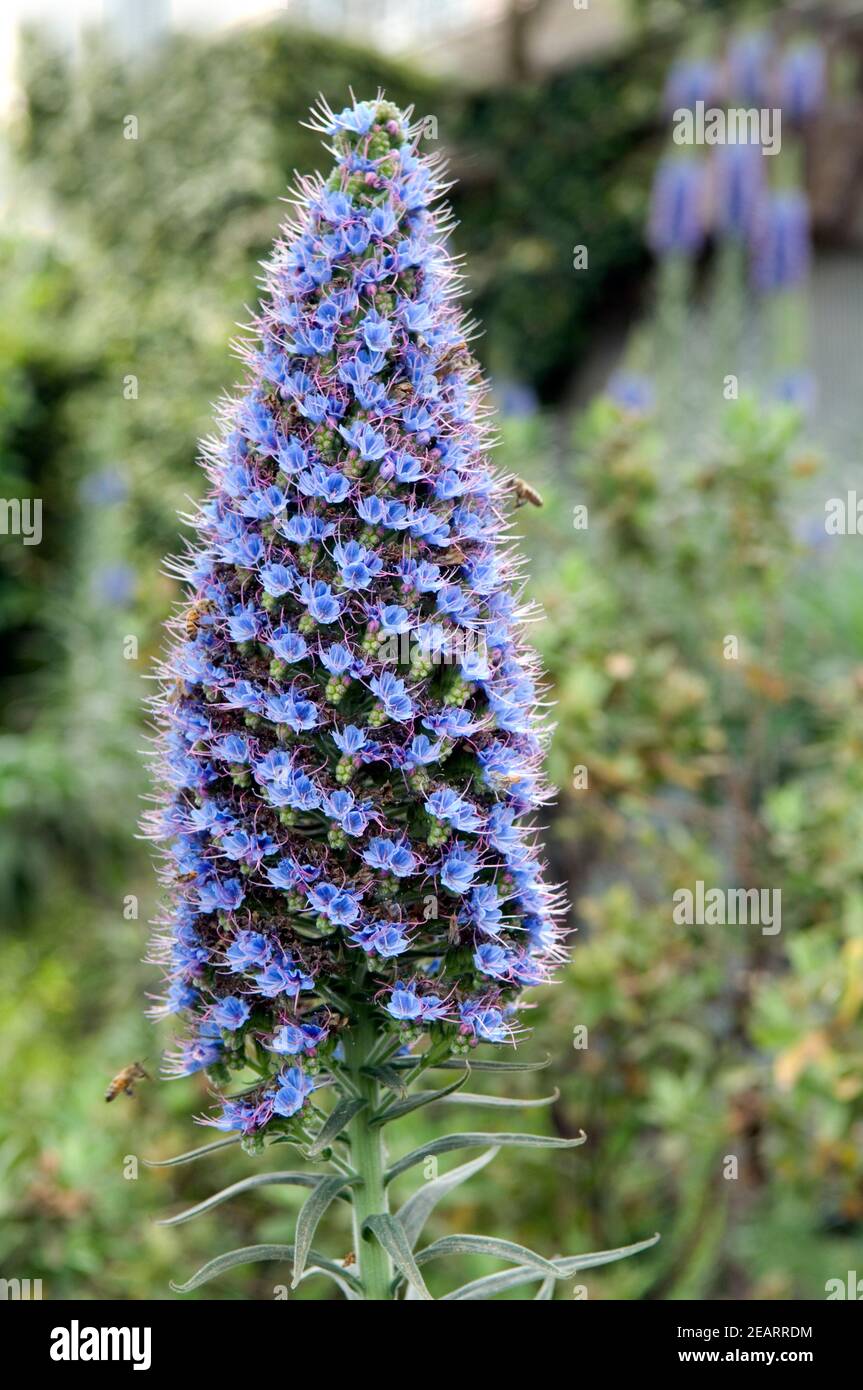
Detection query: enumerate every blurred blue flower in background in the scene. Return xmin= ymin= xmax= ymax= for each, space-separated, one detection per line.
xmin=778 ymin=40 xmax=826 ymax=123
xmin=648 ymin=156 xmax=708 ymax=257
xmin=606 ymin=370 xmax=655 ymax=416
xmin=495 ymin=379 xmax=539 ymax=418
xmin=750 ymin=188 xmax=811 ymax=291
xmin=79 ymin=467 xmax=129 ymax=508
xmin=728 ymin=29 xmax=774 ymax=107
xmin=772 ymin=368 xmax=817 ymax=415
xmin=713 ymin=141 xmax=765 ymax=241
xmin=92 ymin=563 xmax=135 ymax=608
xmin=663 ymin=57 xmax=722 ymax=114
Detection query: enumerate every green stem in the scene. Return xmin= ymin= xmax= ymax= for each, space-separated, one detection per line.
xmin=344 ymin=1011 xmax=392 ymax=1300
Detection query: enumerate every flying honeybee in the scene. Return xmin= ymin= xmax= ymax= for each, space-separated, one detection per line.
xmin=510 ymin=476 xmax=544 ymax=508
xmin=105 ymin=1061 xmax=150 ymax=1103
xmin=184 ymin=599 xmax=213 ymax=640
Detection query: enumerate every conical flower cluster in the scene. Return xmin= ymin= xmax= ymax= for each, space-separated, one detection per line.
xmin=144 ymin=95 xmax=565 ymax=1138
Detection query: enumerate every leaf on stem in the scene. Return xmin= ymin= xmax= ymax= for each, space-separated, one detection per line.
xmin=414 ymin=1233 xmax=560 ymax=1277
xmin=170 ymin=1243 xmax=362 ymax=1294
xmin=156 ymin=1171 xmax=328 ymax=1227
xmin=397 ymin=1147 xmax=499 ymax=1250
xmin=370 ymin=1073 xmax=468 ymax=1126
xmin=363 ymin=1214 xmax=433 ymax=1301
xmin=294 ymin=1264 xmax=363 ymax=1300
xmin=292 ymin=1174 xmax=358 ymax=1288
xmin=360 ymin=1063 xmax=408 ymax=1097
xmin=440 ymin=1234 xmax=661 ymax=1300
xmin=440 ymin=1089 xmax=560 ymax=1109
xmin=385 ymin=1129 xmax=587 ymax=1184
xmin=305 ymin=1096 xmax=366 ymax=1158
xmin=143 ymin=1136 xmax=240 ymax=1168
xmin=385 ymin=1054 xmax=552 ymax=1073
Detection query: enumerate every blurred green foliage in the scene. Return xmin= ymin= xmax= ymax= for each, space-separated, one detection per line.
xmin=504 ymin=396 xmax=863 ymax=1298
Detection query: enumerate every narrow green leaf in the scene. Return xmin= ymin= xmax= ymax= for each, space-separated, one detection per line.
xmin=361 ymin=1064 xmax=408 ymax=1097
xmin=170 ymin=1243 xmax=361 ymax=1294
xmin=397 ymin=1147 xmax=499 ymax=1250
xmin=363 ymin=1214 xmax=433 ymax=1301
xmin=371 ymin=1073 xmax=468 ymax=1126
xmin=156 ymin=1171 xmax=325 ymax=1227
xmin=294 ymin=1264 xmax=362 ymax=1300
xmin=143 ymin=1136 xmax=239 ymax=1168
xmin=534 ymin=1275 xmax=556 ymax=1300
xmin=440 ymin=1234 xmax=661 ymax=1300
xmin=415 ymin=1233 xmax=560 ymax=1276
xmin=385 ymin=1054 xmax=552 ymax=1073
xmin=292 ymin=1175 xmax=357 ymax=1288
xmin=306 ymin=1097 xmax=366 ymax=1158
xmin=441 ymin=1266 xmax=547 ymax=1300
xmin=385 ymin=1129 xmax=586 ymax=1185
xmin=441 ymin=1089 xmax=560 ymax=1109
xmin=552 ymin=1233 xmax=661 ymax=1273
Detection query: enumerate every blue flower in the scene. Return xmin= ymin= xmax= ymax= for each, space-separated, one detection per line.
xmin=386 ymin=985 xmax=425 ymax=1021
xmin=360 ymin=310 xmax=394 ymax=354
xmin=227 ymin=604 xmax=260 ymax=641
xmin=351 ymin=922 xmax=411 ymax=958
xmin=340 ymin=421 xmax=388 ymax=461
xmin=306 ymin=882 xmax=362 ymax=926
xmin=328 ymin=100 xmax=377 ymax=135
xmin=269 ymin=1022 xmax=328 ymax=1055
xmin=333 ymin=724 xmax=367 ymax=755
xmin=225 ymin=931 xmax=272 ymax=972
xmin=323 ymin=788 xmax=371 ymax=837
xmin=260 ymin=563 xmax=295 ymax=598
xmin=369 ymin=671 xmax=413 ymax=722
xmin=298 ymin=465 xmax=351 ymax=504
xmin=377 ymin=604 xmax=411 ymax=637
xmin=271 ymin=1067 xmax=316 ymax=1118
xmin=317 ymin=643 xmax=351 ymax=677
xmin=459 ymin=1001 xmax=510 ymax=1043
xmin=425 ymin=788 xmax=483 ymax=833
xmin=254 ymin=951 xmax=315 ymax=999
xmin=196 ymin=876 xmax=245 ymax=913
xmin=263 ymin=692 xmax=319 ymax=732
xmin=268 ymin=626 xmax=309 ymax=663
xmin=210 ymin=995 xmax=251 ymax=1031
xmin=779 ymin=41 xmax=826 ymax=123
xmin=403 ymin=734 xmax=443 ymax=769
xmin=474 ymin=943 xmax=511 ymax=980
xmin=362 ymin=836 xmax=417 ymax=877
xmin=333 ymin=539 xmax=381 ymax=590
xmin=212 ymin=733 xmax=250 ymax=764
xmin=440 ymin=845 xmax=481 ymax=894
xmin=751 ymin=190 xmax=810 ymax=292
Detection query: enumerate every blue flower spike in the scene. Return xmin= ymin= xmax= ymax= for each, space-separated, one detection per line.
xmin=145 ymin=94 xmax=658 ymax=1301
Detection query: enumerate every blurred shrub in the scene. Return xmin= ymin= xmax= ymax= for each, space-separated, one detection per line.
xmin=505 ymin=395 xmax=863 ymax=1298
